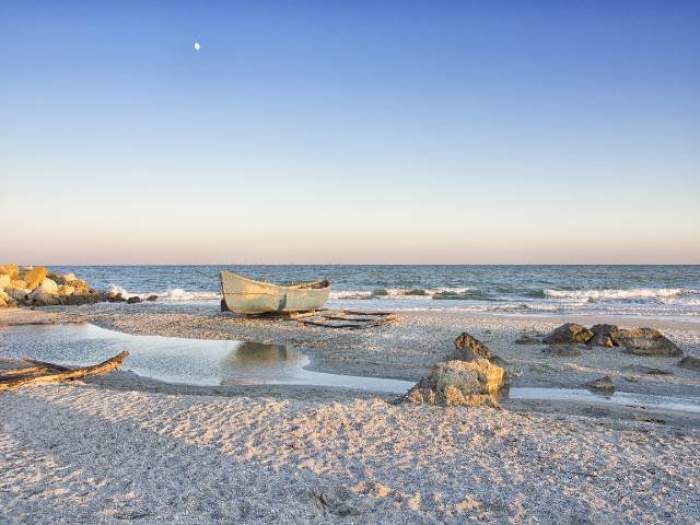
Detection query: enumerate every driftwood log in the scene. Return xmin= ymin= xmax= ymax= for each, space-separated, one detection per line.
xmin=0 ymin=351 xmax=129 ymax=392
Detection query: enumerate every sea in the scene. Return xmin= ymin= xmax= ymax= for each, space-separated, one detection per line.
xmin=47 ymin=265 xmax=700 ymax=320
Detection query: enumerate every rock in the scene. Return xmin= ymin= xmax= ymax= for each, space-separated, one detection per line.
xmin=371 ymin=288 xmax=389 ymax=296
xmin=127 ymin=296 xmax=142 ymax=304
xmin=404 ymin=289 xmax=426 ymax=296
xmin=23 ymin=267 xmax=49 ymax=290
xmin=679 ymin=356 xmax=700 ymax=372
xmin=0 ymin=290 xmax=16 ymax=307
xmin=36 ymin=278 xmax=59 ymax=295
xmin=5 ymin=287 xmax=30 ymax=303
xmin=0 ymin=274 xmax=10 ymax=289
xmin=618 ymin=327 xmax=682 ymax=357
xmin=515 ymin=334 xmax=541 ymax=345
xmin=0 ymin=264 xmax=19 ymax=278
xmin=542 ymin=323 xmax=594 ymax=345
xmin=29 ymin=291 xmax=61 ymax=306
xmin=105 ymin=290 xmax=126 ymax=303
xmin=403 ymin=359 xmax=505 ymax=407
xmin=11 ymin=279 xmax=27 ymax=289
xmin=588 ymin=324 xmax=620 ymax=348
xmin=58 ymin=285 xmax=75 ymax=296
xmin=61 ymin=293 xmax=101 ymax=306
xmin=543 ymin=344 xmax=584 ymax=357
xmin=59 ymin=272 xmax=77 ymax=283
xmin=584 ymin=375 xmax=615 ymax=393
xmin=146 ymin=294 xmax=158 ymax=302
xmin=1 ymin=267 xmax=101 ymax=308
xmin=454 ymin=332 xmax=493 ymax=360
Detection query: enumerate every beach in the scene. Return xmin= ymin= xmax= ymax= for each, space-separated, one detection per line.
xmin=2 ymin=303 xmax=700 ymax=524
xmin=6 ymin=0 xmax=700 ymax=521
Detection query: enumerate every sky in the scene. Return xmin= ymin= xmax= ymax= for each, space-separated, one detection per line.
xmin=1 ymin=1 xmax=699 ymax=264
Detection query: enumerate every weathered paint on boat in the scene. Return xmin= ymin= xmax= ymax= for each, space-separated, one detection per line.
xmin=220 ymin=271 xmax=330 ymax=314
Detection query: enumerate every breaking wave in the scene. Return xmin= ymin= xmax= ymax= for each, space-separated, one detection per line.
xmin=106 ymin=285 xmax=220 ymax=302
xmin=543 ymin=288 xmax=692 ymax=302
xmin=157 ymin=289 xmax=221 ymax=302
xmin=329 ymin=288 xmax=476 ymax=300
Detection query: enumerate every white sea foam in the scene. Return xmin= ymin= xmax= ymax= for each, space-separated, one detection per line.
xmin=107 ymin=285 xmax=220 ymax=302
xmin=544 ymin=288 xmax=690 ymax=302
xmin=329 ymin=287 xmax=474 ymax=300
xmin=157 ymin=289 xmax=221 ymax=302
xmin=107 ymin=284 xmax=132 ymax=298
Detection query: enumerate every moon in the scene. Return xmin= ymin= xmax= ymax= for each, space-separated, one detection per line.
xmin=193 ymin=41 xmax=201 ymax=51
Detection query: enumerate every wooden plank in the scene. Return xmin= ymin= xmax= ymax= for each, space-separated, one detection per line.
xmin=0 ymin=352 xmax=129 ymax=392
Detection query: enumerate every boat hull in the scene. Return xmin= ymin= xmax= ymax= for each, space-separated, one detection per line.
xmin=220 ymin=271 xmax=330 ymax=314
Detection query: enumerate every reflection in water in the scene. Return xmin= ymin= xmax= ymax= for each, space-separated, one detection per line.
xmin=0 ymin=323 xmax=414 ymax=393
xmin=226 ymin=342 xmax=302 ymax=367
xmin=220 ymin=342 xmax=308 ymax=386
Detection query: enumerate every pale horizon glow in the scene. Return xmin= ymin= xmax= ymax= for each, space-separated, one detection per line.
xmin=1 ymin=2 xmax=699 ymax=265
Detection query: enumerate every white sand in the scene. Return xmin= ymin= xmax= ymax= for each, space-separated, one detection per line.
xmin=2 ymin=308 xmax=700 ymax=523
xmin=2 ymin=383 xmax=700 ymax=524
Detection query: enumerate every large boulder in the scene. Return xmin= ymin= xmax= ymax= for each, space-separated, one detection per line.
xmin=70 ymin=279 xmax=93 ymax=295
xmin=5 ymin=287 xmax=30 ymax=303
xmin=105 ymin=290 xmax=126 ymax=302
xmin=588 ymin=324 xmax=620 ymax=348
xmin=0 ymin=290 xmax=15 ymax=307
xmin=61 ymin=293 xmax=101 ymax=306
xmin=542 ymin=323 xmax=594 ymax=345
xmin=454 ymin=332 xmax=493 ymax=360
xmin=11 ymin=279 xmax=28 ymax=289
xmin=29 ymin=291 xmax=61 ymax=306
xmin=0 ymin=264 xmax=19 ymax=279
xmin=0 ymin=274 xmax=10 ymax=289
xmin=23 ymin=267 xmax=49 ymax=290
xmin=58 ymin=285 xmax=75 ymax=296
xmin=618 ymin=327 xmax=682 ymax=357
xmin=404 ymin=359 xmax=505 ymax=408
xmin=58 ymin=272 xmax=77 ymax=284
xmin=36 ymin=278 xmax=59 ymax=294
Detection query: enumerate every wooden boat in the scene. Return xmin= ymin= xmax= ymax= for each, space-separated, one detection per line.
xmin=220 ymin=271 xmax=330 ymax=314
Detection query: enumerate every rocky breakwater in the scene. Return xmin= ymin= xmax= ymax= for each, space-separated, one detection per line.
xmin=402 ymin=332 xmax=507 ymax=408
xmin=0 ymin=264 xmax=101 ymax=308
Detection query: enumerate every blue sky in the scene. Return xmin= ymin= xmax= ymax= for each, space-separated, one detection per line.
xmin=2 ymin=1 xmax=699 ymax=264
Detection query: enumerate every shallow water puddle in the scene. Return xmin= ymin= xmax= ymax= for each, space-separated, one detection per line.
xmin=508 ymin=387 xmax=700 ymax=414
xmin=3 ymin=324 xmax=700 ymax=413
xmin=0 ymin=324 xmax=414 ymax=393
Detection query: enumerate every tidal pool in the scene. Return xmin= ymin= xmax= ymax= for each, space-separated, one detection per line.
xmin=507 ymin=387 xmax=700 ymax=414
xmin=3 ymin=324 xmax=700 ymax=414
xmin=0 ymin=323 xmax=414 ymax=393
